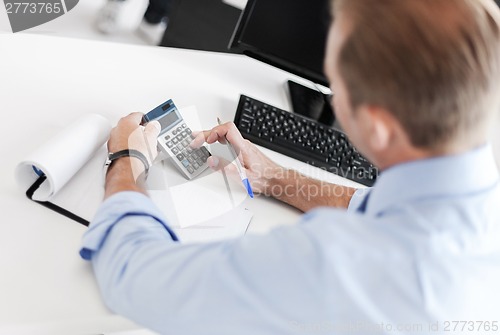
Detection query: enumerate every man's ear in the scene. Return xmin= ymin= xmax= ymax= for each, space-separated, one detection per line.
xmin=357 ymin=105 xmax=394 ymax=152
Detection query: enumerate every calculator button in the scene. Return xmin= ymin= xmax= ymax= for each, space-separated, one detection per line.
xmin=192 ymin=151 xmax=199 ymax=159
xmin=166 ymin=141 xmax=173 ymax=148
xmin=172 ymin=129 xmax=178 ymax=135
xmin=181 ymin=139 xmax=189 ymax=147
xmin=187 ymin=156 xmax=195 ymax=164
xmin=176 ymin=154 xmax=184 ymax=161
xmin=193 ymin=162 xmax=200 ymax=170
xmin=186 ymin=147 xmax=193 ymax=153
xmin=177 ymin=143 xmax=184 ymax=151
xmin=201 ymin=156 xmax=208 ymax=163
xmin=165 ymin=135 xmax=171 ymax=141
xmin=176 ymin=135 xmax=182 ymax=141
xmin=172 ymin=138 xmax=178 ymax=144
xmin=187 ymin=166 xmax=194 ymax=174
xmin=196 ymin=158 xmax=204 ymax=166
xmin=201 ymin=146 xmax=210 ymax=156
xmin=182 ymin=124 xmax=187 ymax=128
xmin=186 ymin=128 xmax=192 ymax=135
xmin=181 ymin=131 xmax=187 ymax=137
xmin=181 ymin=159 xmax=190 ymax=168
xmin=177 ymin=127 xmax=182 ymax=133
xmin=171 ymin=148 xmax=179 ymax=155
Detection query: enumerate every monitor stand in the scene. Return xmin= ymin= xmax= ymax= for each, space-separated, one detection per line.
xmin=287 ymin=80 xmax=342 ymax=130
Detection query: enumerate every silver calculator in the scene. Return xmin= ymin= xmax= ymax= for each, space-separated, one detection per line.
xmin=142 ymin=99 xmax=211 ymax=179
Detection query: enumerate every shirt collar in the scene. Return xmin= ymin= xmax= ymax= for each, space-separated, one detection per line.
xmin=364 ymin=144 xmax=499 ymax=216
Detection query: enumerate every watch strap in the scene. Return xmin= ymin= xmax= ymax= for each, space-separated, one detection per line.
xmin=106 ymin=149 xmax=150 ymax=175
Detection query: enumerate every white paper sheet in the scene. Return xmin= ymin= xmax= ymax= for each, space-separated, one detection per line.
xmin=174 ymin=207 xmax=253 ymax=243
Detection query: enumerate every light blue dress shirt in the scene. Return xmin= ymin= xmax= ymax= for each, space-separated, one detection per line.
xmin=81 ymin=145 xmax=500 ymax=334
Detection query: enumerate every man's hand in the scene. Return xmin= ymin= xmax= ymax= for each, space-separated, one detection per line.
xmin=104 ymin=113 xmax=161 ymax=199
xmin=192 ymin=121 xmax=357 ymax=211
xmin=191 ymin=122 xmax=282 ymax=196
xmin=108 ymin=112 xmax=161 ymax=168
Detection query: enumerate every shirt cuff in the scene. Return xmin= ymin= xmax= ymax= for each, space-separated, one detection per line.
xmin=79 ymin=191 xmax=178 ymax=261
xmin=347 ymin=188 xmax=372 ymax=213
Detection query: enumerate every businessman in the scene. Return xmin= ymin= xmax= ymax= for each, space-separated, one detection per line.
xmin=81 ymin=0 xmax=500 ymax=333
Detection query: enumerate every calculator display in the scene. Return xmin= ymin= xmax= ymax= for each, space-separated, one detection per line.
xmin=158 ymin=111 xmax=180 ymax=132
xmin=143 ymin=99 xmax=182 ymax=134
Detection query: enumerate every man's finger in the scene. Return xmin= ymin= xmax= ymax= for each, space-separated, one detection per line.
xmin=191 ymin=122 xmax=245 ymax=149
xmin=190 ymin=131 xmax=208 ymax=148
xmin=193 ymin=130 xmax=224 ymax=146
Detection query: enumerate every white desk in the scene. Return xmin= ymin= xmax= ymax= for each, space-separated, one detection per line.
xmin=0 ymin=33 xmax=361 ymax=334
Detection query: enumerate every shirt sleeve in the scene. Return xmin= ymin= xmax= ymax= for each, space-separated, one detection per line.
xmin=79 ymin=192 xmax=332 ymax=335
xmin=347 ymin=187 xmax=372 ymax=213
xmin=79 ymin=191 xmax=178 ymax=261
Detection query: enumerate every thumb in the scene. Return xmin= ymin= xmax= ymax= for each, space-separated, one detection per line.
xmin=144 ymin=121 xmax=161 ymax=162
xmin=144 ymin=120 xmax=161 ymax=138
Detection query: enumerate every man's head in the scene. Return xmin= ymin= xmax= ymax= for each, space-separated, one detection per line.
xmin=324 ymin=0 xmax=500 ymax=169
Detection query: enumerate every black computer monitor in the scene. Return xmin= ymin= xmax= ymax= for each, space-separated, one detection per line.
xmin=229 ymin=0 xmax=335 ymax=127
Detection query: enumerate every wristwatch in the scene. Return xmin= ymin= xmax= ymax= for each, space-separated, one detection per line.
xmin=104 ymin=149 xmax=150 ymax=176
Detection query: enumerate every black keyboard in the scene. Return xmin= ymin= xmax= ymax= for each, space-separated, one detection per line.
xmin=234 ymin=95 xmax=378 ymax=186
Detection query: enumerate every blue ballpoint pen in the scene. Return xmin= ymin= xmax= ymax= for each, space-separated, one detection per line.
xmin=217 ymin=117 xmax=254 ymax=198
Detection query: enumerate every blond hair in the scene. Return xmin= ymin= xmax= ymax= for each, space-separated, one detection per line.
xmin=332 ymin=0 xmax=500 ymax=149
